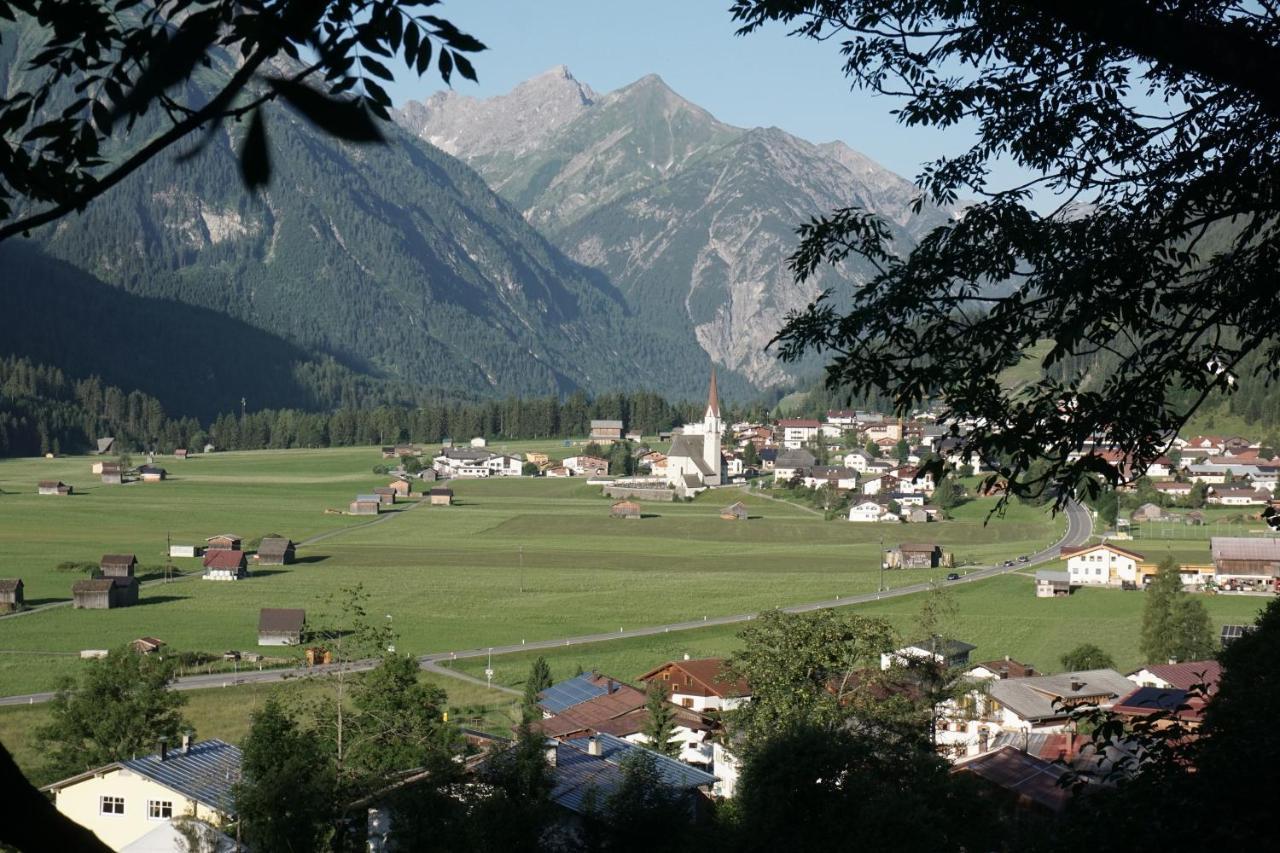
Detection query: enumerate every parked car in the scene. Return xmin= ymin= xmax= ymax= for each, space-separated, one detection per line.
xmin=946 ymin=572 xmax=961 ymax=581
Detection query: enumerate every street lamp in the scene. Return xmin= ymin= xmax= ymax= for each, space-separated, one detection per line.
xmin=485 ymin=647 xmax=494 ymax=688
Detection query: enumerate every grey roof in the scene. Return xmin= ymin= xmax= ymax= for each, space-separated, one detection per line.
xmin=256 ymin=537 xmax=294 ymax=556
xmin=120 ymin=739 xmax=241 ymax=813
xmin=1036 ymin=570 xmax=1071 ymax=583
xmin=1211 ymin=537 xmax=1280 ymax=562
xmin=775 ymin=449 xmax=817 ymax=469
xmin=987 ymin=669 xmax=1136 ymax=721
xmin=355 ymin=494 xmax=382 ymax=502
xmin=96 ymin=437 xmax=115 ymax=453
xmin=258 ymin=608 xmax=305 ymax=634
xmin=439 ymin=448 xmax=492 ymax=462
xmin=549 ymin=735 xmax=715 ymax=815
xmin=564 ymin=734 xmax=716 ymax=789
xmin=903 ymin=637 xmax=975 ymax=656
xmin=591 ymin=420 xmax=624 ymax=429
xmin=810 ymin=466 xmax=857 ymax=478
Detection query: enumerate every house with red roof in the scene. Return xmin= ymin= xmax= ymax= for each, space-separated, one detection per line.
xmin=638 ymin=658 xmax=750 ymax=713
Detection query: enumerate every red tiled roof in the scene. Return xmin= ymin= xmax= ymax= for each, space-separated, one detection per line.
xmin=1060 ymin=543 xmax=1146 ymax=560
xmin=1133 ymin=660 xmax=1222 ymax=693
xmin=637 ymin=658 xmax=750 ymax=698
xmin=202 ymin=550 xmax=246 ymax=570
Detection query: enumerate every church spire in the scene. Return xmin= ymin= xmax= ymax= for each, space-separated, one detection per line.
xmin=706 ymin=365 xmax=720 ymax=418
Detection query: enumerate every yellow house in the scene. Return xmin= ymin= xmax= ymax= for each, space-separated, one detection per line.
xmin=42 ymin=738 xmax=239 ymax=851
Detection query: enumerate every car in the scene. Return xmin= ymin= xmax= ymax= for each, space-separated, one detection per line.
xmin=1003 ymin=559 xmax=1015 ymax=567
xmin=946 ymin=572 xmax=961 ymax=581
xmin=1017 ymin=555 xmax=1030 ymax=563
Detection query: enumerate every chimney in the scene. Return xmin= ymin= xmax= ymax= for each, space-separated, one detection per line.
xmin=683 ymin=653 xmax=691 ymax=661
xmin=544 ymin=743 xmax=558 ymax=768
xmin=181 ymin=733 xmax=192 ymax=754
xmin=1168 ymin=657 xmax=1179 ymax=665
xmin=157 ymin=740 xmax=168 ymax=762
xmin=1069 ymin=678 xmax=1084 ymax=692
xmin=588 ymin=735 xmax=601 ymax=756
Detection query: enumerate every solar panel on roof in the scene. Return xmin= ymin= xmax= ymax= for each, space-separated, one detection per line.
xmin=538 ymin=673 xmax=609 ymax=714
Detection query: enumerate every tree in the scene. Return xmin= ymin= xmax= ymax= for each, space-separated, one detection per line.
xmin=1141 ymin=556 xmax=1215 ymax=663
xmin=1059 ymin=643 xmax=1116 ymax=672
xmin=642 ymin=681 xmax=679 ymax=757
xmin=597 ymin=750 xmax=695 ymax=850
xmin=345 ymin=653 xmax=458 ymax=786
xmin=741 ymin=441 xmax=761 ymax=467
xmin=467 ymin=723 xmax=553 ymax=851
xmin=864 ymin=440 xmax=881 ymax=458
xmin=733 ymin=0 xmax=1280 ymax=510
xmin=36 ymin=647 xmax=188 ymax=780
xmin=1186 ymin=481 xmax=1209 ymax=509
xmin=1095 ymin=490 xmax=1119 ymax=528
xmin=0 ymin=2 xmax=485 ymax=242
xmin=521 ymin=461 xmax=539 ymax=476
xmin=522 ymin=656 xmax=553 ymax=722
xmin=894 ymin=437 xmax=910 ymax=463
xmin=236 ymin=699 xmax=334 ymax=853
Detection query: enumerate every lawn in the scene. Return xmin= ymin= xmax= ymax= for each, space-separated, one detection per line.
xmin=446 ymin=573 xmax=1269 ymax=690
xmin=0 ymin=447 xmax=1065 ymax=696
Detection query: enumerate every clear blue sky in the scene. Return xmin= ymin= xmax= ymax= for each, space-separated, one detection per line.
xmin=386 ymin=1 xmax=976 ymax=191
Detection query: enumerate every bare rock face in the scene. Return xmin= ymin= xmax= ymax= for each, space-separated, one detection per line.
xmin=399 ymin=67 xmax=954 ymax=390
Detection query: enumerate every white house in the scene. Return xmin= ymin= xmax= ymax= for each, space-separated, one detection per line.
xmin=484 ymin=454 xmax=524 ymax=477
xmin=638 ymin=658 xmax=750 ymax=713
xmin=801 ymin=466 xmax=859 ymax=491
xmin=862 ymin=474 xmax=901 ymax=496
xmin=43 ymin=738 xmax=239 ymax=851
xmin=563 ymin=455 xmax=609 ymax=476
xmin=1061 ymin=543 xmax=1145 ymax=586
xmin=848 ymin=500 xmax=898 ymax=523
xmin=777 ymin=418 xmax=821 ymax=449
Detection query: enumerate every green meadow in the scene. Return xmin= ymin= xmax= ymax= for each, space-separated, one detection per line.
xmin=1 ymin=446 xmax=1062 ymax=696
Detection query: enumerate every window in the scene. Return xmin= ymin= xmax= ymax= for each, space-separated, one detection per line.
xmin=147 ymin=800 xmax=173 ymax=820
xmin=100 ymin=796 xmax=125 ymax=816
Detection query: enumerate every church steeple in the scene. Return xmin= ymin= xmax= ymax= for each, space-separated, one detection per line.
xmin=705 ymin=366 xmax=720 ymax=419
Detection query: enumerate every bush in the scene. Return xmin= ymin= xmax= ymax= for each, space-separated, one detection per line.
xmin=55 ymin=561 xmax=98 ymax=575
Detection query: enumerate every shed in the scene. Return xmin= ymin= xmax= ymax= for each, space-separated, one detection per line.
xmin=95 ymin=437 xmax=115 ymax=455
xmin=202 ymin=549 xmax=248 ymax=581
xmin=138 ymin=465 xmax=167 ymax=482
xmin=255 ymin=537 xmax=295 ymax=565
xmin=258 ymin=608 xmax=306 ymax=646
xmin=720 ymin=501 xmax=749 ymax=521
xmin=1035 ymin=570 xmax=1073 ymax=598
xmin=898 ymin=543 xmax=942 ymax=569
xmin=205 ymin=534 xmax=242 ymax=551
xmin=73 ymin=577 xmax=138 ymax=609
xmin=174 ymin=448 xmax=188 ymax=459
xmin=372 ymin=486 xmax=396 ymax=505
xmin=350 ymin=497 xmax=381 ymax=515
xmin=169 ymin=544 xmax=202 ymax=559
xmin=429 ymin=487 xmax=454 ymax=506
xmin=130 ymin=637 xmax=165 ymax=655
xmin=0 ymin=579 xmax=24 ymax=612
xmin=610 ymin=500 xmax=642 ymax=520
xmin=388 ymin=479 xmax=412 ymax=497
xmin=99 ymin=554 xmax=138 ymax=578
xmin=37 ymin=480 xmax=72 ymax=496
xmin=100 ymin=464 xmax=123 ymax=485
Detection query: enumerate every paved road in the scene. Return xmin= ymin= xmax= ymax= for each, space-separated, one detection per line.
xmin=0 ymin=501 xmax=1091 ymax=706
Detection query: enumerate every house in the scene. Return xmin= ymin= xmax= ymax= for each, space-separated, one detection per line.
xmin=1035 ymin=570 xmax=1073 ymax=597
xmin=537 ymin=671 xmax=641 ymax=716
xmin=100 ymin=464 xmax=123 ymax=485
xmin=1128 ymin=660 xmax=1221 ymax=693
xmin=625 ymin=431 xmax=642 ymax=442
xmin=526 ymin=452 xmax=550 ymax=467
xmin=590 ymin=420 xmax=624 ymax=441
xmin=95 ymin=436 xmax=116 ymax=455
xmin=173 ymin=448 xmax=188 ymax=459
xmin=350 ymin=496 xmax=381 ymax=515
xmin=0 ymin=578 xmax=24 ymax=612
xmin=372 ymin=486 xmax=397 ymax=505
xmin=847 ymin=499 xmax=899 ymax=523
xmin=533 ymin=690 xmax=717 ymax=769
xmin=772 ymin=448 xmax=817 ymax=482
xmin=563 ymin=455 xmax=609 ymax=477
xmin=202 ymin=549 xmax=248 ymax=581
xmin=801 ymin=466 xmax=859 ymax=491
xmin=43 ymin=737 xmax=240 ymax=851
xmin=777 ymin=418 xmax=821 ymax=449
xmin=429 ymin=487 xmax=454 ymax=506
xmin=1211 ymin=537 xmax=1280 ymax=591
xmin=72 ymin=577 xmax=138 ymax=609
xmin=255 ymin=537 xmax=295 ymax=565
xmin=861 ymin=474 xmax=901 ymax=496
xmin=720 ymin=501 xmax=749 ymax=521
xmin=100 ymin=554 xmax=138 ymax=578
xmin=638 ymin=657 xmax=750 ymax=712
xmin=896 ymin=543 xmax=942 ymax=569
xmin=470 ymin=437 xmax=487 ymax=448
xmin=1153 ymin=481 xmax=1192 ymax=498
xmin=1207 ymin=486 xmax=1270 ymax=506
xmin=120 ymin=820 xmax=238 ymax=853
xmin=1110 ymin=686 xmax=1211 ymax=728
xmin=951 ymin=746 xmax=1072 ymax=814
xmin=983 ymin=668 xmax=1135 ymax=729
xmin=204 ymin=534 xmax=241 ymax=551
xmin=37 ymin=480 xmax=73 ymax=495
xmin=387 ymin=479 xmax=412 ymax=498
xmin=544 ymin=465 xmax=572 ymax=478
xmin=130 ymin=637 xmax=165 ymax=655
xmin=433 ymin=448 xmax=495 ymax=478
xmin=484 ymin=454 xmax=525 ymax=477
xmin=1061 ymin=542 xmax=1145 ymax=587
xmin=258 ymin=608 xmax=306 ymax=645
xmin=907 ymin=505 xmax=944 ymax=523
xmin=1131 ymin=502 xmax=1171 ymax=522
xmin=968 ymin=657 xmax=1038 ymax=681
xmin=138 ymin=465 xmax=166 ymax=482
xmin=609 ymin=500 xmax=642 ymax=520
xmin=881 ymin=637 xmax=976 ymax=671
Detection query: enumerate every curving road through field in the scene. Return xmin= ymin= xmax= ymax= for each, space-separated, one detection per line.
xmin=0 ymin=500 xmax=1092 ymax=705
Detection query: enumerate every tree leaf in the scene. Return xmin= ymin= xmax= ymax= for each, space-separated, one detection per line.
xmin=266 ymin=76 xmax=385 ymax=143
xmin=239 ymin=108 xmax=271 ymax=190
xmin=437 ymin=48 xmax=452 ymax=84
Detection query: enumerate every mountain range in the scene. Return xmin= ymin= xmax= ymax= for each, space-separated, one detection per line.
xmin=2 ymin=39 xmax=949 ymax=420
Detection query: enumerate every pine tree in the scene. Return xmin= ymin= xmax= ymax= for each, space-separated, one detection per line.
xmin=1141 ymin=556 xmax=1216 ymax=663
xmin=522 ymin=657 xmax=553 ymax=722
xmin=642 ymin=681 xmax=679 ymax=757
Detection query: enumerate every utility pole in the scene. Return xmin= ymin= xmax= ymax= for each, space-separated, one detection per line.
xmin=519 ymin=545 xmax=524 ymax=594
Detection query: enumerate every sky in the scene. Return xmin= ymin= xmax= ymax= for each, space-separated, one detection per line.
xmin=385 ymin=1 xmax=978 ymax=192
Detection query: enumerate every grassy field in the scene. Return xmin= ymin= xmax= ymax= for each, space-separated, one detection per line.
xmin=446 ymin=573 xmax=1269 ymax=690
xmin=0 ymin=671 xmax=520 ymax=786
xmin=0 ymin=447 xmax=1064 ymax=696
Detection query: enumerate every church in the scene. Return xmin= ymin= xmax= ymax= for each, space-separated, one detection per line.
xmin=665 ymin=368 xmax=724 ymax=495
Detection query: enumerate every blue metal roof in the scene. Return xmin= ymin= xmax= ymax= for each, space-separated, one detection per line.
xmin=564 ymin=733 xmax=717 ymax=789
xmin=549 ymin=744 xmax=625 ymax=815
xmin=120 ymin=739 xmax=241 ymax=814
xmin=538 ymin=672 xmax=609 ymax=714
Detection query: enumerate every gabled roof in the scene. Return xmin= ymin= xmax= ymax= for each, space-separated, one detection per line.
xmin=1111 ymin=686 xmax=1207 ymax=721
xmin=1060 ymin=542 xmax=1146 ymax=560
xmin=565 ymin=733 xmax=716 ymax=790
xmin=100 ymin=554 xmax=137 ymax=568
xmin=256 ymin=537 xmax=294 ymax=556
xmin=538 ymin=671 xmax=624 ymax=714
xmin=205 ymin=534 xmax=241 ymax=543
xmin=952 ymin=746 xmax=1072 ymax=813
xmin=258 ymin=608 xmax=305 ymax=633
xmin=1131 ymin=660 xmax=1222 ymax=692
xmin=0 ymin=578 xmax=23 ymax=592
xmin=72 ymin=578 xmax=119 ymax=593
xmin=987 ymin=669 xmax=1135 ymax=721
xmin=202 ymin=550 xmax=246 ymax=570
xmin=44 ymin=739 xmax=241 ymax=815
xmin=1210 ymin=537 xmax=1280 ymax=561
xmin=637 ymin=657 xmax=750 ymax=698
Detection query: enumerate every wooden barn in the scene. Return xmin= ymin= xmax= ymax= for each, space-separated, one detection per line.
xmin=95 ymin=437 xmax=115 ymax=455
xmin=610 ymin=500 xmax=642 ymax=520
xmin=388 ymin=479 xmax=412 ymax=498
xmin=100 ymin=463 xmax=123 ymax=485
xmin=37 ymin=480 xmax=72 ymax=496
xmin=429 ymin=488 xmax=454 ymax=506
xmin=99 ymin=554 xmax=137 ymax=578
xmin=372 ymin=486 xmax=397 ymax=505
xmin=73 ymin=577 xmax=138 ymax=609
xmin=350 ymin=496 xmax=381 ymax=515
xmin=138 ymin=465 xmax=167 ymax=482
xmin=258 ymin=608 xmax=306 ymax=646
xmin=174 ymin=448 xmax=189 ymax=459
xmin=897 ymin=543 xmax=943 ymax=569
xmin=130 ymin=637 xmax=165 ymax=654
xmin=202 ymin=549 xmax=248 ymax=581
xmin=0 ymin=579 xmax=23 ymax=612
xmin=720 ymin=501 xmax=749 ymax=521
xmin=256 ymin=537 xmax=296 ymax=566
xmin=205 ymin=534 xmax=242 ymax=551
